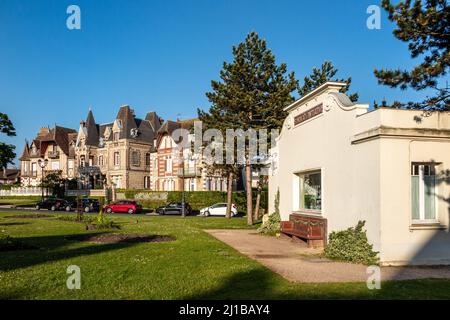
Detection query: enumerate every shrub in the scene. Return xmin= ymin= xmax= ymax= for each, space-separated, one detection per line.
xmin=55 ymin=214 xmax=120 ymax=229
xmin=115 ymin=190 xmax=267 ymax=213
xmin=258 ymin=189 xmax=281 ymax=235
xmin=324 ymin=221 xmax=379 ymax=265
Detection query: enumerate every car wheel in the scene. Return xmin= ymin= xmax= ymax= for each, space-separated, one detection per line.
xmin=50 ymin=205 xmax=56 ymax=211
xmin=128 ymin=208 xmax=134 ymax=214
xmin=35 ymin=205 xmax=40 ymax=210
xmin=106 ymin=208 xmax=112 ymax=214
xmin=65 ymin=206 xmax=71 ymax=212
xmin=204 ymin=211 xmax=210 ymax=217
xmin=84 ymin=206 xmax=90 ymax=213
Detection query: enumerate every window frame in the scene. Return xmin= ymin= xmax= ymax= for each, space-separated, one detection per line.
xmin=131 ymin=150 xmax=140 ymax=167
xmin=295 ymin=169 xmax=322 ymax=214
xmin=411 ymin=163 xmax=439 ymax=224
xmin=114 ymin=152 xmax=120 ymax=166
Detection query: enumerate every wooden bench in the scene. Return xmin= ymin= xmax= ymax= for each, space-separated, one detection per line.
xmin=281 ymin=213 xmax=327 ymax=248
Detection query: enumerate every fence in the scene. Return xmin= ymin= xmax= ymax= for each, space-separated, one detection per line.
xmin=0 ymin=186 xmax=48 ymax=197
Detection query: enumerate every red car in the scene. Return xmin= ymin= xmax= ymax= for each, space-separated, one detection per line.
xmin=103 ymin=200 xmax=142 ymax=214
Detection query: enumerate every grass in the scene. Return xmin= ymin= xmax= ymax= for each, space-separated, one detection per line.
xmin=0 ymin=211 xmax=449 ymax=299
xmin=0 ymin=199 xmax=38 ymax=207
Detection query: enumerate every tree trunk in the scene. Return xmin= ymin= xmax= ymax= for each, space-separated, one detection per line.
xmin=246 ymin=160 xmax=253 ymax=225
xmin=254 ymin=186 xmax=261 ymax=220
xmin=225 ymin=171 xmax=233 ymax=219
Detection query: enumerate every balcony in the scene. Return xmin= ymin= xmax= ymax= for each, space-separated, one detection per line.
xmin=177 ymin=167 xmax=202 ymax=178
xmin=47 ymin=151 xmax=60 ymax=158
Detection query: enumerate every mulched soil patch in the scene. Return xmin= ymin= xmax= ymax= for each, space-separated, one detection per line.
xmin=3 ymin=214 xmax=52 ymax=219
xmin=70 ymin=233 xmax=175 ymax=244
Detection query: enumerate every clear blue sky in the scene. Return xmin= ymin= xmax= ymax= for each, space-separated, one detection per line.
xmin=0 ymin=0 xmax=433 ymax=166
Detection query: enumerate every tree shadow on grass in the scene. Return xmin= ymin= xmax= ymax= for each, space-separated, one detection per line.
xmin=183 ymin=268 xmax=292 ymax=300
xmin=183 ymin=267 xmax=450 ymax=300
xmin=0 ymin=222 xmax=30 ymax=226
xmin=0 ymin=232 xmax=144 ymax=272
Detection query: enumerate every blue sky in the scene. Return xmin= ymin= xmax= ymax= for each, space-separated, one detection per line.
xmin=0 ymin=0 xmax=435 ymax=165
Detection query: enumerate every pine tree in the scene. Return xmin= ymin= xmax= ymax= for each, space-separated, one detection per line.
xmin=199 ymin=32 xmax=298 ymax=225
xmin=0 ymin=113 xmax=16 ymax=172
xmin=374 ymin=0 xmax=449 ymax=110
xmin=298 ymin=61 xmax=359 ymax=102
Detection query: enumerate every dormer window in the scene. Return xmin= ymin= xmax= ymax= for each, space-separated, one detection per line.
xmin=117 ymin=120 xmax=122 ymax=129
xmin=130 ymin=128 xmax=139 ymax=138
xmin=104 ymin=127 xmax=112 ymax=140
xmin=113 ymin=132 xmax=120 ymax=141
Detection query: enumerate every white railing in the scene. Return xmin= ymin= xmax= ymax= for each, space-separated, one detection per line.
xmin=0 ymin=186 xmax=48 ymax=196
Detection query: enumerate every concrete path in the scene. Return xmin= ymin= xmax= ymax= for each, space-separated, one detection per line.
xmin=206 ymin=229 xmax=450 ymax=283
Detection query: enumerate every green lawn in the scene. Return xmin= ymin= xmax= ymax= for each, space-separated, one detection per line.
xmin=0 ymin=211 xmax=449 ymax=299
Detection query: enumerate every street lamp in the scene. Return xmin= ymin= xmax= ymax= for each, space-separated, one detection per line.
xmin=37 ymin=158 xmax=48 ymax=201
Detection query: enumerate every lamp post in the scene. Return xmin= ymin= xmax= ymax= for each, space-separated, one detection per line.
xmin=181 ymin=164 xmax=185 ymax=217
xmin=37 ymin=158 xmax=48 ymax=201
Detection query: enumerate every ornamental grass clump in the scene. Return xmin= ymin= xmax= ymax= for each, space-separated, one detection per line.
xmin=324 ymin=221 xmax=379 ymax=265
xmin=258 ymin=189 xmax=281 ymax=235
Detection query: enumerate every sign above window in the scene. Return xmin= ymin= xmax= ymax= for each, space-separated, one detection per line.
xmin=294 ymin=103 xmax=323 ymax=126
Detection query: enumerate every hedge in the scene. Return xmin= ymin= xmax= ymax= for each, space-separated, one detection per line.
xmin=115 ymin=190 xmax=267 ymax=213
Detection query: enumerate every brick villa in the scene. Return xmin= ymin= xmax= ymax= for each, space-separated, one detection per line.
xmin=19 ymin=105 xmax=233 ymax=191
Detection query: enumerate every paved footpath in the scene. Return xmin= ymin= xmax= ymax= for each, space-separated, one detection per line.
xmin=206 ymin=229 xmax=450 ymax=283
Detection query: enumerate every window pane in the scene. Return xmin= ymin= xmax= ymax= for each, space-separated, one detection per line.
xmin=299 ymin=171 xmax=321 ymax=210
xmin=411 ymin=176 xmax=420 ymax=220
xmin=424 ymin=176 xmax=436 ymax=220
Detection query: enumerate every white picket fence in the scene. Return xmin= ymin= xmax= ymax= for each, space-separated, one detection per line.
xmin=0 ymin=186 xmax=48 ymax=197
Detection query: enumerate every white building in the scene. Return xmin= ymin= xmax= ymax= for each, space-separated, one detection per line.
xmin=269 ymin=81 xmax=450 ymax=266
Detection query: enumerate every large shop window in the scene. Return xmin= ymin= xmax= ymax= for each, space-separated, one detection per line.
xmin=411 ymin=163 xmax=437 ymax=222
xmin=298 ymin=170 xmax=322 ymax=212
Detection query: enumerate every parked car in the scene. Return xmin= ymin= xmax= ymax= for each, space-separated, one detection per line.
xmin=199 ymin=203 xmax=238 ymax=217
xmin=156 ymin=202 xmax=192 ymax=215
xmin=103 ymin=200 xmax=142 ymax=214
xmin=35 ymin=198 xmax=73 ymax=211
xmin=78 ymin=198 xmax=100 ymax=213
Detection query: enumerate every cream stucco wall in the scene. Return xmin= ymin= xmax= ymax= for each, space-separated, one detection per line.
xmin=269 ymin=82 xmax=450 ymax=265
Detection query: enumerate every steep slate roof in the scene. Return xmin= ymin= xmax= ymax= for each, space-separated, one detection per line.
xmin=67 ymin=132 xmax=78 ymax=158
xmin=80 ymin=106 xmax=163 ymax=146
xmin=52 ymin=126 xmax=77 ymax=155
xmin=156 ymin=118 xmax=199 ymax=147
xmin=23 ymin=126 xmax=76 ymax=159
xmin=85 ymin=110 xmax=99 ymax=146
xmin=116 ymin=105 xmax=138 ymax=140
xmin=145 ymin=111 xmax=163 ymax=132
xmin=0 ymin=169 xmax=20 ymax=180
xmin=19 ymin=142 xmax=30 ymax=161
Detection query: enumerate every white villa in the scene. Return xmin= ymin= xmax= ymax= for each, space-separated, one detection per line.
xmin=269 ymin=81 xmax=450 ymax=266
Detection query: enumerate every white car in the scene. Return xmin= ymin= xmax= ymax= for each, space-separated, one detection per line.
xmin=199 ymin=203 xmax=238 ymax=217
